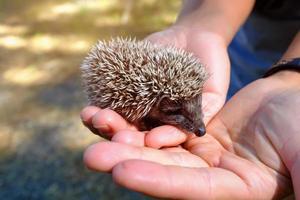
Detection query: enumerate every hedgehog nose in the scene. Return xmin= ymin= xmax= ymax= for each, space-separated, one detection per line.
xmin=196 ymin=125 xmax=206 ymax=137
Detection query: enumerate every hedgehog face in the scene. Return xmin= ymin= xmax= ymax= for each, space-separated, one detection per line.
xmin=139 ymin=95 xmax=206 ymax=136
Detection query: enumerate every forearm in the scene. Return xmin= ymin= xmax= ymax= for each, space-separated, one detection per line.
xmin=267 ymin=31 xmax=300 ymax=86
xmin=282 ymin=31 xmax=300 ymax=59
xmin=175 ymin=0 xmax=255 ymax=45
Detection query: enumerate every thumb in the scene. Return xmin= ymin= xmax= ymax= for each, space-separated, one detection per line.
xmin=144 ymin=27 xmax=187 ymax=48
xmin=202 ymin=92 xmax=226 ymax=125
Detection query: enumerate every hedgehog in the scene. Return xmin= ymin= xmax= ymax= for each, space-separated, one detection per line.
xmin=81 ymin=37 xmax=208 ymax=136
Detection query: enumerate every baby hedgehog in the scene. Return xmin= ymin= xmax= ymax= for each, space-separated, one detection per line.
xmin=81 ymin=37 xmax=208 ymax=136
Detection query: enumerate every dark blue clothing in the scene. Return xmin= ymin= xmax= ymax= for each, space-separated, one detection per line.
xmin=227 ymin=0 xmax=300 ymax=98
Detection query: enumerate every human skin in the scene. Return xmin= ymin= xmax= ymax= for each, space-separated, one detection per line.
xmin=81 ymin=71 xmax=300 ymax=199
xmin=80 ymin=30 xmax=300 ymax=199
xmin=81 ymin=31 xmax=300 ymax=199
xmin=81 ymin=0 xmax=255 ymax=133
xmin=145 ymin=0 xmax=255 ymax=124
xmin=81 ymin=0 xmax=300 ymax=198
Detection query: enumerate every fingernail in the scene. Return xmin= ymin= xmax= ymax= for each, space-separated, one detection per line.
xmin=95 ymin=125 xmax=111 ymax=133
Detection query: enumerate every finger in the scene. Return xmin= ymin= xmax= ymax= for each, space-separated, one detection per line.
xmin=145 ymin=125 xmax=187 ymax=149
xmin=161 ymin=147 xmax=187 ymax=153
xmin=184 ymin=134 xmax=224 ymax=167
xmin=202 ymin=92 xmax=226 ymax=124
xmin=81 ymin=106 xmax=100 ymax=126
xmin=92 ymin=108 xmax=137 ymax=139
xmin=112 ymin=160 xmax=250 ymax=200
xmin=112 ymin=130 xmax=145 ymax=147
xmin=144 ymin=28 xmax=186 ymax=48
xmin=80 ymin=106 xmax=101 ymax=135
xmin=83 ymin=141 xmax=208 ymax=172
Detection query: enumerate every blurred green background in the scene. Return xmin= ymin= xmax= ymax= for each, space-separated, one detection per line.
xmin=0 ymin=0 xmax=180 ymax=199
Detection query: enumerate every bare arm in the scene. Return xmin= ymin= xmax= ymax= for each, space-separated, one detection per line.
xmin=282 ymin=31 xmax=300 ymax=59
xmin=176 ymin=0 xmax=255 ymax=45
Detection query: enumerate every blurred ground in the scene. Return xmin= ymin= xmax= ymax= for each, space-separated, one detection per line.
xmin=0 ymin=0 xmax=180 ymax=199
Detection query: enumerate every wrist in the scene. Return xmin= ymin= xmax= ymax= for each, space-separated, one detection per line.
xmin=266 ymin=70 xmax=300 ymax=88
xmin=263 ymin=58 xmax=300 ymax=79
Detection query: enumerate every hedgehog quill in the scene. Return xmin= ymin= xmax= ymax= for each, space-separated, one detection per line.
xmin=81 ymin=37 xmax=208 ymax=136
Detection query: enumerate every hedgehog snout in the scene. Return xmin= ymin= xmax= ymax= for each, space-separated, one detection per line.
xmin=143 ymin=110 xmax=206 ymax=136
xmin=174 ymin=115 xmax=206 ymax=136
xmin=180 ymin=95 xmax=206 ymax=136
xmin=139 ymin=95 xmax=207 ymax=136
xmin=197 ymin=124 xmax=206 ymax=136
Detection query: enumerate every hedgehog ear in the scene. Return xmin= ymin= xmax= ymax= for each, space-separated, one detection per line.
xmin=156 ymin=95 xmax=172 ymax=107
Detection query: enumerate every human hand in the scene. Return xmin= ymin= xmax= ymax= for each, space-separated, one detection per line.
xmin=80 ymin=26 xmax=229 ymax=138
xmin=145 ymin=25 xmax=230 ymax=124
xmin=82 ymin=72 xmax=300 ymax=199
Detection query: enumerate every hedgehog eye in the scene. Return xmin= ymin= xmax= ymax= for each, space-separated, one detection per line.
xmin=157 ymin=96 xmax=182 ymax=115
xmin=161 ymin=106 xmax=182 ymax=115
